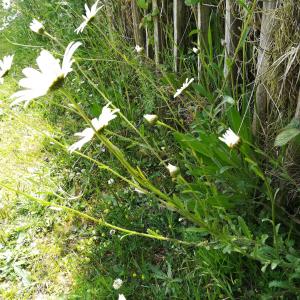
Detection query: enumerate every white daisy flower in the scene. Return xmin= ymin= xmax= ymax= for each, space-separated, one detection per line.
xmin=135 ymin=45 xmax=143 ymax=53
xmin=75 ymin=0 xmax=103 ymax=34
xmin=167 ymin=163 xmax=180 ymax=178
xmin=219 ymin=128 xmax=240 ymax=148
xmin=0 ymin=54 xmax=13 ymax=78
xmin=173 ymin=78 xmax=194 ymax=98
xmin=143 ymin=114 xmax=158 ymax=125
xmin=68 ymin=103 xmax=119 ymax=153
xmin=118 ymin=295 xmax=126 ymax=300
xmin=192 ymin=47 xmax=199 ymax=54
xmin=30 ymin=19 xmax=44 ymax=34
xmin=113 ymin=278 xmax=123 ymax=290
xmin=10 ymin=41 xmax=81 ymax=107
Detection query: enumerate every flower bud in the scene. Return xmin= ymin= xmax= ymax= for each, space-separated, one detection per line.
xmin=144 ymin=114 xmax=158 ymax=125
xmin=167 ymin=163 xmax=180 ymax=178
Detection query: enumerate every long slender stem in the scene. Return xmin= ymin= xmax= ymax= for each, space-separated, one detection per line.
xmin=0 ymin=181 xmax=199 ymax=247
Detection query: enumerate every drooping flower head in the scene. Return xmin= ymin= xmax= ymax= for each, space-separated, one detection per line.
xmin=192 ymin=47 xmax=199 ymax=54
xmin=167 ymin=163 xmax=180 ymax=178
xmin=173 ymin=78 xmax=194 ymax=98
xmin=68 ymin=103 xmax=120 ymax=153
xmin=144 ymin=114 xmax=158 ymax=125
xmin=218 ymin=128 xmax=240 ymax=148
xmin=10 ymin=41 xmax=81 ymax=107
xmin=113 ymin=278 xmax=123 ymax=290
xmin=75 ymin=0 xmax=103 ymax=34
xmin=30 ymin=19 xmax=44 ymax=34
xmin=135 ymin=45 xmax=143 ymax=53
xmin=0 ymin=54 xmax=14 ymax=78
xmin=108 ymin=178 xmax=115 ymax=185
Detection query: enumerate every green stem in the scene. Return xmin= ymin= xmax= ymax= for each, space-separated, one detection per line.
xmin=0 ymin=181 xmax=201 ymax=247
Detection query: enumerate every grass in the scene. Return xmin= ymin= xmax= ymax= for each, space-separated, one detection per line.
xmin=0 ymin=1 xmax=300 ymax=299
xmin=0 ymin=34 xmax=244 ymax=299
xmin=0 ymin=66 xmax=87 ymax=298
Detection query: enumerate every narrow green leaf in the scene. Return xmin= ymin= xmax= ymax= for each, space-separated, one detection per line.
xmin=274 ymin=128 xmax=300 ymax=147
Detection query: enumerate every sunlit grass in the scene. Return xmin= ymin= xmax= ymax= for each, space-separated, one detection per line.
xmin=0 ymin=72 xmax=92 ymax=299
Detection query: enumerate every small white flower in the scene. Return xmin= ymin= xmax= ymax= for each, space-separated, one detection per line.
xmin=30 ymin=19 xmax=44 ymax=34
xmin=173 ymin=78 xmax=194 ymax=98
xmin=68 ymin=104 xmax=119 ymax=153
xmin=144 ymin=114 xmax=158 ymax=125
xmin=135 ymin=45 xmax=143 ymax=53
xmin=10 ymin=41 xmax=81 ymax=107
xmin=118 ymin=294 xmax=126 ymax=300
xmin=108 ymin=178 xmax=114 ymax=185
xmin=75 ymin=0 xmax=103 ymax=34
xmin=218 ymin=128 xmax=240 ymax=148
xmin=167 ymin=163 xmax=180 ymax=178
xmin=109 ymin=229 xmax=116 ymax=235
xmin=0 ymin=54 xmax=13 ymax=78
xmin=192 ymin=47 xmax=199 ymax=54
xmin=113 ymin=278 xmax=123 ymax=290
xmin=2 ymin=0 xmax=11 ymax=10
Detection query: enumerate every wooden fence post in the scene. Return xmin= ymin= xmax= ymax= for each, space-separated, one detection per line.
xmin=224 ymin=0 xmax=241 ymax=80
xmin=152 ymin=0 xmax=162 ymax=64
xmin=131 ymin=0 xmax=145 ymax=48
xmin=252 ymin=1 xmax=279 ymax=136
xmin=197 ymin=2 xmax=209 ymax=79
xmin=173 ymin=0 xmax=186 ymax=72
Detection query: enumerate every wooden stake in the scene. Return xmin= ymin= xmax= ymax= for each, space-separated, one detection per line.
xmin=173 ymin=0 xmax=186 ymax=72
xmin=224 ymin=0 xmax=241 ymax=79
xmin=252 ymin=1 xmax=279 ymax=136
xmin=197 ymin=2 xmax=209 ymax=80
xmin=152 ymin=0 xmax=162 ymax=64
xmin=131 ymin=0 xmax=145 ymax=48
